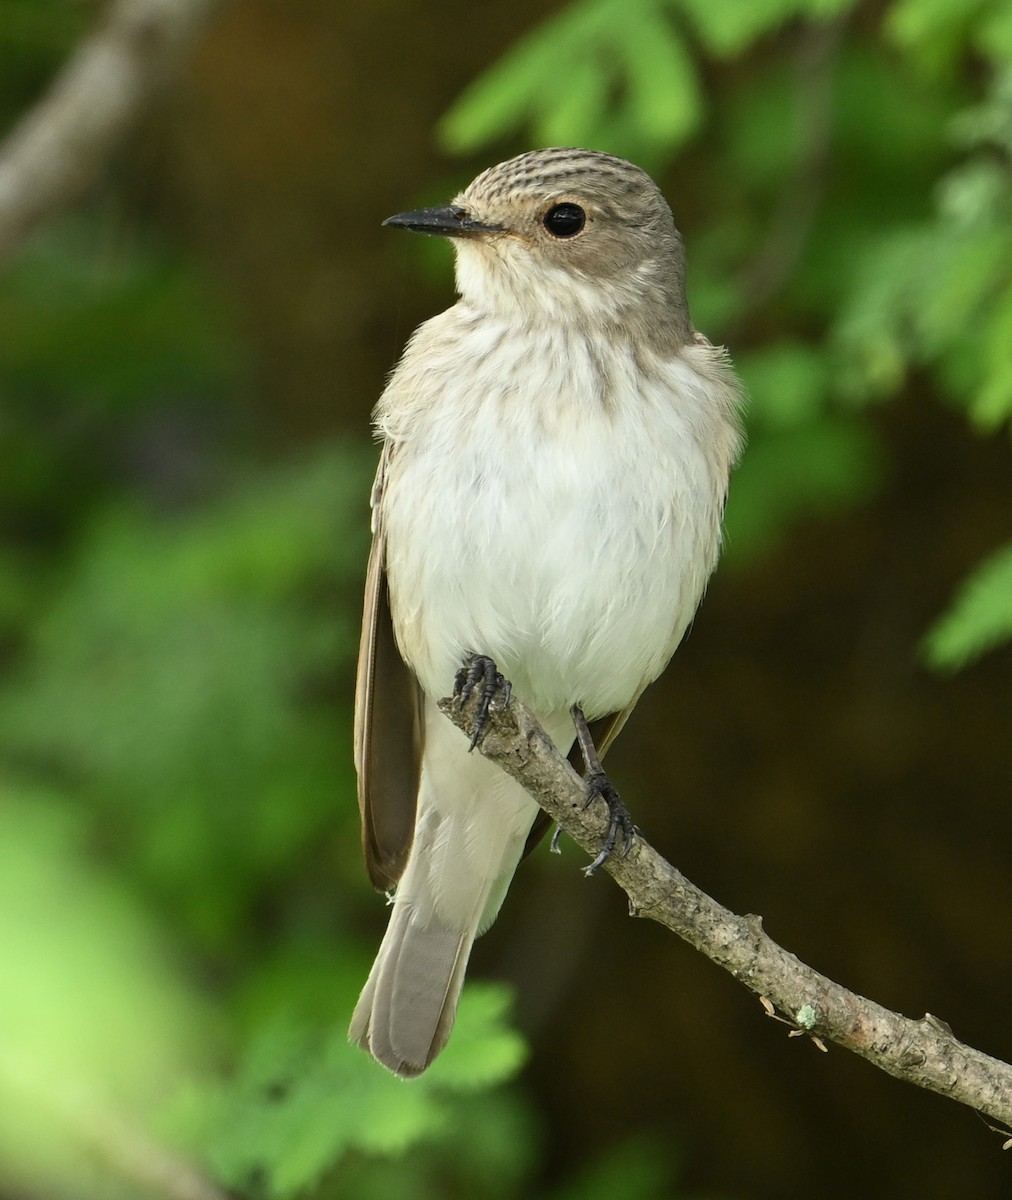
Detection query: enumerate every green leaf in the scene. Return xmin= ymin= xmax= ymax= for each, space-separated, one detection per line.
xmin=677 ymin=0 xmax=784 ymax=57
xmin=831 ymin=219 xmax=1012 ymax=409
xmin=441 ymin=0 xmax=702 ymax=159
xmin=885 ymin=0 xmax=989 ymax=74
xmin=531 ymin=53 xmax=612 ymax=148
xmin=613 ymin=1 xmax=701 ymax=147
xmin=204 ymin=1020 xmax=443 ymax=1196
xmin=677 ymin=0 xmax=798 ymax=58
xmin=438 ymin=0 xmax=613 ymax=153
xmin=923 ymin=540 xmax=1012 ymax=669
xmin=202 ymin=983 xmax=525 ymax=1198
xmin=976 ymin=1 xmax=1012 ymax=57
xmin=914 ymin=227 xmax=1011 ymax=355
xmin=676 ymin=0 xmax=856 ymax=57
xmin=438 ymin=38 xmax=559 ymax=153
xmin=425 ymin=983 xmax=528 ymax=1089
xmin=936 ymin=160 xmax=1010 ymax=227
xmin=831 ymin=227 xmax=926 ymax=402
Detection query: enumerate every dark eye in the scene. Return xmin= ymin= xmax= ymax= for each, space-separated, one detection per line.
xmin=543 ymin=203 xmax=586 ymax=238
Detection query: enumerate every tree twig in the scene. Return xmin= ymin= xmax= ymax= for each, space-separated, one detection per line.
xmin=438 ymin=687 xmax=1012 ymax=1132
xmin=0 ymin=0 xmax=217 ymax=269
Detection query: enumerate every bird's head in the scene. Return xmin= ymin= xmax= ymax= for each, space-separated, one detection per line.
xmin=383 ymin=148 xmax=691 ymax=346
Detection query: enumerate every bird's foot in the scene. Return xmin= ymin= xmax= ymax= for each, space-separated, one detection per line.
xmin=453 ymin=654 xmax=511 ymax=751
xmin=581 ymin=769 xmax=636 ymax=876
xmin=568 ymin=703 xmax=636 ymax=874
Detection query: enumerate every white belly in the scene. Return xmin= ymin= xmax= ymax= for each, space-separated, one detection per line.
xmin=378 ymin=323 xmax=732 ymax=720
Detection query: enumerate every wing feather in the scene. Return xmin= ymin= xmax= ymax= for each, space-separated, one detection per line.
xmin=354 ymin=446 xmax=422 ymax=891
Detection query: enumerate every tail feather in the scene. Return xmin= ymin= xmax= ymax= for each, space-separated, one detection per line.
xmin=349 ymin=902 xmax=472 ymax=1077
xmin=351 ymin=698 xmax=559 ymax=1076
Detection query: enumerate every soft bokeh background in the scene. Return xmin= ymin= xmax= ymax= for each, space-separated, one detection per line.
xmin=2 ymin=1 xmax=1012 ymax=1198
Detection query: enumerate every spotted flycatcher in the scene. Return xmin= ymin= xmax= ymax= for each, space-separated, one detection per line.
xmin=350 ymin=148 xmax=744 ymax=1076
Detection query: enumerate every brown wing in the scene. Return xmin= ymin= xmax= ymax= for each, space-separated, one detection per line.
xmin=521 ymin=707 xmax=635 ymax=859
xmin=353 ymin=448 xmax=422 ymax=891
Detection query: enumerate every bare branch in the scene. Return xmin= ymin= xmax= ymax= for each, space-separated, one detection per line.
xmin=438 ymin=688 xmax=1012 ymax=1130
xmin=0 ymin=0 xmax=217 ymax=268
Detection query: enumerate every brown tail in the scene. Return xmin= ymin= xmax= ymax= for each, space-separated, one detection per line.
xmin=349 ymin=900 xmax=473 ymax=1077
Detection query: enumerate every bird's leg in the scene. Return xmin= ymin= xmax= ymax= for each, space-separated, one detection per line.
xmin=570 ymin=704 xmax=636 ymax=875
xmin=453 ymin=653 xmax=512 ymax=751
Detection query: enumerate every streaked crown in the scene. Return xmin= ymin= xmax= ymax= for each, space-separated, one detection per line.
xmin=461 ymin=147 xmax=659 ymax=209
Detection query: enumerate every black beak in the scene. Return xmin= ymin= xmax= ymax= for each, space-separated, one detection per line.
xmin=382 ymin=205 xmax=500 ymax=238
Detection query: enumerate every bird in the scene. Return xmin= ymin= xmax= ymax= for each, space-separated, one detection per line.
xmin=349 ymin=147 xmax=744 ymax=1077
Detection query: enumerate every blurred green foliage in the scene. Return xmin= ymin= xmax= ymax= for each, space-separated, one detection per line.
xmin=0 ymin=0 xmax=86 ymax=125
xmin=1 ymin=448 xmax=367 ymax=947
xmin=0 ymin=782 xmax=210 ymax=1199
xmin=440 ymin=0 xmax=855 ymax=166
xmin=2 ymin=0 xmax=1011 ymax=1196
xmin=923 ymin=540 xmax=1012 ymax=668
xmin=184 ymin=987 xmax=528 ymax=1198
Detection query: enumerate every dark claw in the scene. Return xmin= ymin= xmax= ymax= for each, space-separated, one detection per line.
xmin=581 ymin=768 xmax=635 ymax=876
xmin=453 ymin=654 xmax=511 ymax=751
